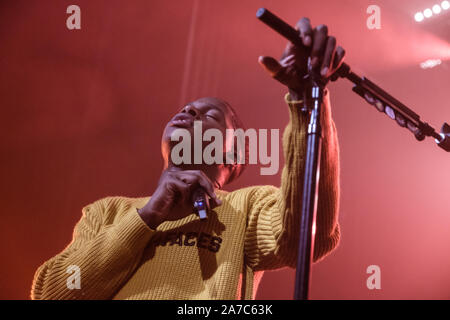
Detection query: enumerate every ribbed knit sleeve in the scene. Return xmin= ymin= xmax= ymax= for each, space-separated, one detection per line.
xmin=244 ymin=91 xmax=340 ymax=271
xmin=31 ymin=197 xmax=155 ymax=300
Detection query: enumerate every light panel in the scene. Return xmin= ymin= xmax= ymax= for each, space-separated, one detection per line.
xmin=414 ymin=1 xmax=450 ymax=22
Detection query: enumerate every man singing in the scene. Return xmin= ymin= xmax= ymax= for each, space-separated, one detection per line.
xmin=31 ymin=17 xmax=344 ymax=300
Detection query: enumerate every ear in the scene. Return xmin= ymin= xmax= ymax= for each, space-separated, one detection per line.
xmin=213 ymin=161 xmax=234 ymax=189
xmin=221 ymin=163 xmax=236 ymax=187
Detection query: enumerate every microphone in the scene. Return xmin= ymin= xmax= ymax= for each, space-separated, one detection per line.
xmin=192 ymin=188 xmax=209 ymax=220
xmin=256 ymin=8 xmax=355 ymax=81
xmin=256 ymin=7 xmax=351 ymax=78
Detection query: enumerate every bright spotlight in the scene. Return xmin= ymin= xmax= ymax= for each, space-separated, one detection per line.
xmin=424 ymin=8 xmax=433 ymax=17
xmin=433 ymin=4 xmax=442 ymax=13
xmin=414 ymin=12 xmax=425 ymax=21
xmin=413 ymin=2 xmax=450 ymax=22
xmin=420 ymin=59 xmax=442 ymax=69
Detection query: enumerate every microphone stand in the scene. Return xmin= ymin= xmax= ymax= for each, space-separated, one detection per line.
xmin=294 ymin=65 xmax=326 ymax=300
xmin=256 ymin=7 xmax=450 ymax=301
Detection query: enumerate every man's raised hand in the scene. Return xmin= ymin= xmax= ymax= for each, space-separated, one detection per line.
xmin=258 ymin=17 xmax=346 ymax=98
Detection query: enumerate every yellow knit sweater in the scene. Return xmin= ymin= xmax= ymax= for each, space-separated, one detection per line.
xmin=31 ymin=92 xmax=340 ymax=300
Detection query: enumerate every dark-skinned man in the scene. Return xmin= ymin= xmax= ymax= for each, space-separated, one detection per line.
xmin=31 ymin=18 xmax=344 ymax=300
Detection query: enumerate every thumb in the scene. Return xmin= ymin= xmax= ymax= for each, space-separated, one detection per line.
xmin=258 ymin=56 xmax=282 ymax=77
xmin=209 ymin=196 xmax=222 ymax=209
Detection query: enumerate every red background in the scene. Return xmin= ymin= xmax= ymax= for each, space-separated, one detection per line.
xmin=1 ymin=0 xmax=449 ymax=299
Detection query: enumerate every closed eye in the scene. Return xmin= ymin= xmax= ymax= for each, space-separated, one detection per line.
xmin=206 ymin=114 xmax=218 ymax=121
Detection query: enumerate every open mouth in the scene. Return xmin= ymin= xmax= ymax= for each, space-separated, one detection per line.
xmin=170 ymin=114 xmax=194 ymax=128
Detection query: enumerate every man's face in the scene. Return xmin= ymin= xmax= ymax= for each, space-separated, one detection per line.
xmin=161 ymin=97 xmax=235 ymax=165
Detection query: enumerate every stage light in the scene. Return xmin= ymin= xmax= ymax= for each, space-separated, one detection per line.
xmin=414 ymin=2 xmax=450 ymax=22
xmin=363 ymin=92 xmax=375 ymax=105
xmin=374 ymin=100 xmax=385 ymax=113
xmin=420 ymin=59 xmax=442 ymax=69
xmin=433 ymin=4 xmax=442 ymax=13
xmin=385 ymin=106 xmax=396 ymax=120
xmin=424 ymin=8 xmax=433 ymax=18
xmin=414 ymin=12 xmax=425 ymax=22
xmin=395 ymin=113 xmax=407 ymax=128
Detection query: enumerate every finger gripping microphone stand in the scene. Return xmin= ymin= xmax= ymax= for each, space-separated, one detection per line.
xmin=256 ymin=7 xmax=450 ymax=301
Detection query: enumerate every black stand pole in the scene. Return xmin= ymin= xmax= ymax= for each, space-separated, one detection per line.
xmin=256 ymin=7 xmax=450 ymax=301
xmin=294 ymin=77 xmax=325 ymax=300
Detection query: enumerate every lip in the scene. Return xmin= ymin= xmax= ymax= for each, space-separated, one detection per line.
xmin=170 ymin=113 xmax=194 ymax=128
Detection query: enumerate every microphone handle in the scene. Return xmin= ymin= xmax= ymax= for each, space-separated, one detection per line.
xmin=192 ymin=188 xmax=209 ymax=220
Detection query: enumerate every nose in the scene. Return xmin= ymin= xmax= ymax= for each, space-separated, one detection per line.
xmin=182 ymin=105 xmax=201 ymax=119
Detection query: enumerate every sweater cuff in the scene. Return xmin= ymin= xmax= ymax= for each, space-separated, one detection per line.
xmin=284 ymin=92 xmax=309 ymax=128
xmin=113 ymin=206 xmax=155 ymax=254
xmin=284 ymin=89 xmax=330 ymax=105
xmin=284 ymin=92 xmax=304 ymax=105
